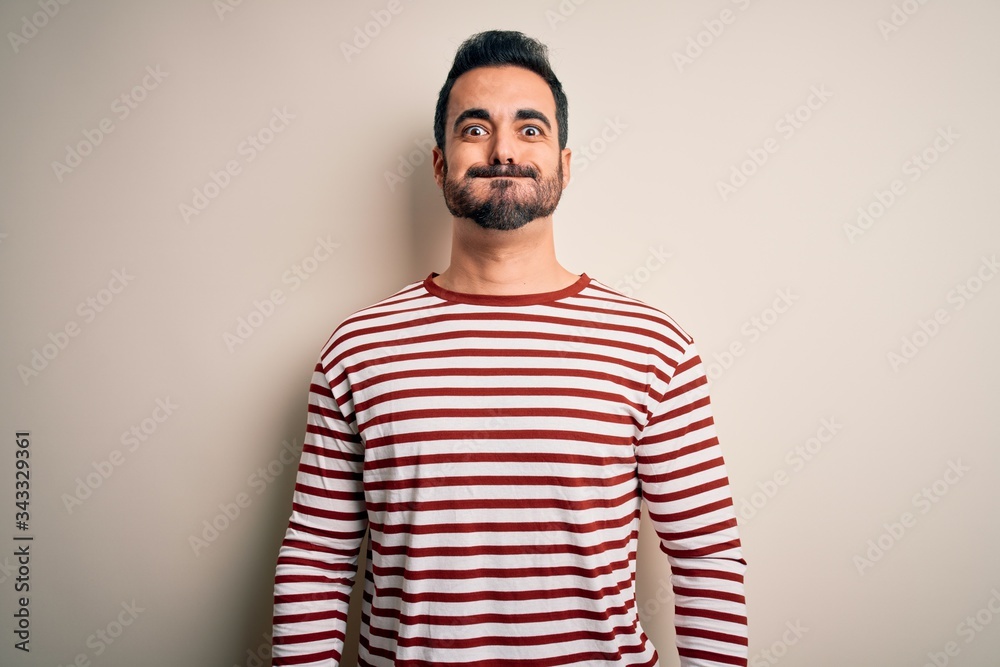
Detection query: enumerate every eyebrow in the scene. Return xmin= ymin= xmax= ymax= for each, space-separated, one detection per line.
xmin=453 ymin=107 xmax=552 ymax=133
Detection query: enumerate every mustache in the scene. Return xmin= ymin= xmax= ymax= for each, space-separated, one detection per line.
xmin=465 ymin=164 xmax=539 ymax=179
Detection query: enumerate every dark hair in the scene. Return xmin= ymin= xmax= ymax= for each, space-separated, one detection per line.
xmin=434 ymin=30 xmax=569 ymax=151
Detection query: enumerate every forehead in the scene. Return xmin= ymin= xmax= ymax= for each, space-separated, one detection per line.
xmin=447 ymin=65 xmax=556 ymax=120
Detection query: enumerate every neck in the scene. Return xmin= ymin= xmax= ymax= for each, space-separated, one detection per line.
xmin=434 ymin=215 xmax=576 ymax=295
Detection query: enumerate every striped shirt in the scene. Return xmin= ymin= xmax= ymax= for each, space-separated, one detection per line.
xmin=271 ymin=271 xmax=748 ymax=666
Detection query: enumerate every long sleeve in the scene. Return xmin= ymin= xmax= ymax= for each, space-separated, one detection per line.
xmin=271 ymin=351 xmax=368 ymax=666
xmin=636 ymin=338 xmax=749 ymax=666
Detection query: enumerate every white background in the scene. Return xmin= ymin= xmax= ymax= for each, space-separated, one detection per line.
xmin=2 ymin=1 xmax=999 ymax=665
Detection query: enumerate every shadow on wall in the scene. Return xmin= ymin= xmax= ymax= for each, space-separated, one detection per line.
xmin=405 ymin=134 xmax=453 ymax=278
xmin=234 ymin=398 xmax=317 ymax=667
xmin=245 ymin=132 xmax=451 ymax=667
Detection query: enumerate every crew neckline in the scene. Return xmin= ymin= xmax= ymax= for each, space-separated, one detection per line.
xmin=424 ymin=272 xmax=590 ymax=306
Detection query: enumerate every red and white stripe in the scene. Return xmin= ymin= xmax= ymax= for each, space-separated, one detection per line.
xmin=272 ymin=272 xmax=748 ymax=666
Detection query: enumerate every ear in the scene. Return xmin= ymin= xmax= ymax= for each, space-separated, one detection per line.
xmin=560 ymin=147 xmax=572 ymax=189
xmin=432 ymin=145 xmax=446 ymax=189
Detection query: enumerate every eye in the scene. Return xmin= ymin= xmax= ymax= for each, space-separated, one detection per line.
xmin=462 ymin=125 xmax=487 ymax=137
xmin=522 ymin=125 xmax=543 ymax=137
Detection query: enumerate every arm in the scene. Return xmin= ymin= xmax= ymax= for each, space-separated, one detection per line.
xmin=271 ymin=352 xmax=367 ymax=666
xmin=636 ymin=338 xmax=748 ymax=667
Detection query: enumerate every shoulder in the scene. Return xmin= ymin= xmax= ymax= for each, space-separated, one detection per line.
xmin=581 ymin=278 xmax=708 ymax=388
xmin=318 ymin=275 xmax=430 ymax=365
xmin=580 ymin=275 xmax=696 ymax=351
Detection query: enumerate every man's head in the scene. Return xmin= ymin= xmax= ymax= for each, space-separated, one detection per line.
xmin=432 ymin=30 xmax=571 ymax=231
xmin=434 ymin=31 xmax=569 ymax=152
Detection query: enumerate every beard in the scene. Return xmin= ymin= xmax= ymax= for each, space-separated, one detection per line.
xmin=441 ymin=158 xmax=564 ymax=231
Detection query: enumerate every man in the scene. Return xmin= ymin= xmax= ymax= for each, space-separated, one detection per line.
xmin=271 ymin=30 xmax=748 ymax=667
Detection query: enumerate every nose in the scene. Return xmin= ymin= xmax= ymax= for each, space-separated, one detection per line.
xmin=489 ymin=130 xmax=516 ymax=165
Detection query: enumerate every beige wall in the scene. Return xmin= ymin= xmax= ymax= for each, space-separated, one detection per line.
xmin=2 ymin=1 xmax=999 ymax=665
